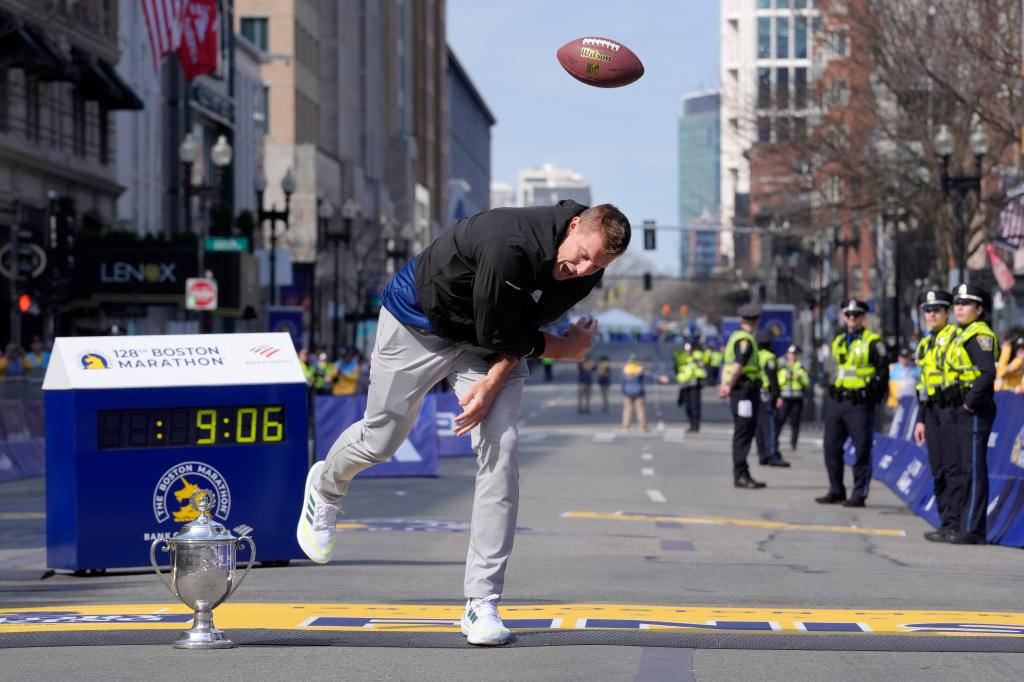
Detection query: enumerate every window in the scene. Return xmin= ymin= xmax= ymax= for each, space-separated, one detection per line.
xmin=827 ymin=79 xmax=850 ymax=107
xmin=794 ymin=67 xmax=807 ymax=108
xmin=757 ymin=18 xmax=771 ymax=59
xmin=26 ymin=76 xmax=40 ymax=143
xmin=99 ymin=107 xmax=109 ymax=165
xmin=776 ymin=68 xmax=789 ymax=109
xmin=757 ymin=117 xmax=771 ymax=142
xmin=823 ymin=175 xmax=843 ymax=204
xmin=777 ymin=0 xmax=789 ymax=7
xmin=776 ymin=16 xmax=789 ymax=59
xmin=757 ymin=68 xmax=771 ymax=108
xmin=795 ymin=0 xmax=807 ymax=7
xmin=0 ymin=66 xmax=8 ymax=132
xmin=795 ymin=16 xmax=807 ymax=58
xmin=828 ymin=29 xmax=849 ymax=57
xmin=757 ymin=0 xmax=771 ymax=8
xmin=776 ymin=117 xmax=792 ymax=142
xmin=793 ymin=116 xmax=807 ymax=140
xmin=240 ymin=17 xmax=268 ymax=51
xmin=73 ymin=87 xmax=86 ymax=156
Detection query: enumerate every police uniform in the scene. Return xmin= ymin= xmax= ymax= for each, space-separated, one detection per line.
xmin=754 ymin=329 xmax=790 ymax=467
xmin=943 ymin=284 xmax=998 ymax=544
xmin=914 ymin=289 xmax=960 ymax=540
xmin=817 ymin=299 xmax=889 ymax=506
xmin=723 ymin=304 xmax=766 ymax=488
xmin=675 ymin=343 xmax=706 ymax=432
xmin=776 ymin=344 xmax=809 ymax=451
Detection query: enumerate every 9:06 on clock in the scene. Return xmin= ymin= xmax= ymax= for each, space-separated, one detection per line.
xmin=98 ymin=404 xmax=286 ymax=450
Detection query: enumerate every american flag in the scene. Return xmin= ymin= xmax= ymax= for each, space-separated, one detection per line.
xmin=141 ymin=0 xmax=186 ymax=71
xmin=999 ymin=193 xmax=1024 ymax=249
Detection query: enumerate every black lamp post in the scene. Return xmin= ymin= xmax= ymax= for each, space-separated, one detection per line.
xmin=832 ymin=225 xmax=860 ymax=303
xmin=935 ymin=120 xmax=988 ymax=286
xmin=255 ymin=168 xmax=295 ymax=306
xmin=324 ymin=199 xmax=359 ymax=353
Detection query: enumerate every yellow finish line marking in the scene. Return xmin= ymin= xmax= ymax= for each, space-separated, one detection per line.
xmin=562 ymin=511 xmax=907 ymax=537
xmin=2 ymin=604 xmax=1022 ymax=637
xmin=0 ymin=512 xmax=45 ymax=520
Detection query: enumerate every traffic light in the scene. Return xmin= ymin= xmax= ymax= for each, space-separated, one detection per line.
xmin=643 ymin=272 xmax=652 ymax=290
xmin=679 ymin=304 xmax=689 ymax=316
xmin=643 ymin=220 xmax=656 ymax=250
xmin=661 ymin=303 xmax=670 ymax=316
xmin=17 ymin=292 xmax=39 ymax=315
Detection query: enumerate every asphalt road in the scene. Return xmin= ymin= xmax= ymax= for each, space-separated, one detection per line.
xmin=2 ymin=373 xmax=1023 ymax=680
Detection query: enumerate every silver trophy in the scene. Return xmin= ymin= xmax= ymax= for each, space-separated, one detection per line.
xmin=150 ymin=489 xmax=255 ymax=649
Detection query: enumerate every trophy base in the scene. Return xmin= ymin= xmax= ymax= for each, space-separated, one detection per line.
xmin=173 ymin=609 xmax=236 ymax=649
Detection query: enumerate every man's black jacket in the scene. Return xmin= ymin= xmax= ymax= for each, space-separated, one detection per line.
xmin=414 ymin=200 xmax=602 ymax=358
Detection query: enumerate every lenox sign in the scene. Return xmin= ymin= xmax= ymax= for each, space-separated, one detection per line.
xmin=99 ymin=261 xmax=177 ymax=284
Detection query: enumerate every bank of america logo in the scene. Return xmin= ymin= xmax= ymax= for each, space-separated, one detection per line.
xmin=251 ymin=345 xmax=280 ymax=358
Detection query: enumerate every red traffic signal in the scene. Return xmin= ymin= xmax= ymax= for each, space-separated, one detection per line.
xmin=17 ymin=293 xmax=32 ymax=313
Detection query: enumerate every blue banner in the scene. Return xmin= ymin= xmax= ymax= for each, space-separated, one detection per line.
xmin=268 ymin=306 xmax=304 ymax=349
xmin=314 ymin=394 xmax=439 ymax=476
xmin=0 ymin=398 xmax=45 ymax=482
xmin=434 ymin=391 xmax=475 ymax=457
xmin=858 ymin=393 xmax=1024 ymax=546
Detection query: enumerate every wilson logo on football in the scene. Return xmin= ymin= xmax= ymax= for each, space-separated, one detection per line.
xmin=250 ymin=345 xmax=281 ymax=358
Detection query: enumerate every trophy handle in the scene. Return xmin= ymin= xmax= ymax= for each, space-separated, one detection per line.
xmin=226 ymin=536 xmax=256 ymax=601
xmin=149 ymin=539 xmax=177 ymax=598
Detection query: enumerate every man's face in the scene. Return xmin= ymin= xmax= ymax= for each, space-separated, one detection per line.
xmin=844 ymin=311 xmax=864 ymax=331
xmin=921 ymin=304 xmax=949 ymax=330
xmin=553 ymin=217 xmax=617 ymax=281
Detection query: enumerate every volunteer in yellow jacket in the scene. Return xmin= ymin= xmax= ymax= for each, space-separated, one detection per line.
xmin=912 ymin=288 xmax=959 ymax=542
xmin=719 ymin=303 xmax=767 ymax=489
xmin=816 ymin=299 xmax=888 ymax=507
xmin=942 ymin=284 xmax=998 ymax=545
xmin=776 ymin=344 xmax=810 ymax=451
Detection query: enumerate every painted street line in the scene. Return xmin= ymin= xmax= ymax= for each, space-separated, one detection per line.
xmin=593 ymin=432 xmax=616 ymax=442
xmin=641 ymin=468 xmax=655 ymax=476
xmin=0 ymin=512 xmax=45 ymax=520
xmin=3 ymin=603 xmax=1024 ymax=637
xmin=562 ymin=511 xmax=907 ymax=537
xmin=641 ymin=453 xmax=653 ymax=461
xmin=646 ymin=490 xmax=667 ymax=503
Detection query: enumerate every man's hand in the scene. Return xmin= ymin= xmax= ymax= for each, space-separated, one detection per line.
xmin=453 ymin=377 xmax=499 ymax=436
xmin=718 ymin=383 xmax=730 ymax=399
xmin=913 ymin=422 xmax=926 ymax=446
xmin=564 ymin=317 xmax=598 ymax=360
xmin=775 ymin=397 xmax=783 ymax=410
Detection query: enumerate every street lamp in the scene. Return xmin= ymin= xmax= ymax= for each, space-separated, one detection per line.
xmin=936 ymin=117 xmax=988 ymax=286
xmin=832 ymin=225 xmax=859 ymax=303
xmin=178 ymin=133 xmax=198 ymax=237
xmin=255 ymin=168 xmax=294 ymax=306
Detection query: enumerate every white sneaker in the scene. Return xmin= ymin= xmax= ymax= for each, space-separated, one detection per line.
xmin=295 ymin=461 xmax=339 ymax=564
xmin=460 ymin=595 xmax=510 ymax=646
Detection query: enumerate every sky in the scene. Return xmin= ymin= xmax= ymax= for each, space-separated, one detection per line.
xmin=447 ymin=0 xmax=720 ymax=275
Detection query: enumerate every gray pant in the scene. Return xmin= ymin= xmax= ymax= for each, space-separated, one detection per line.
xmin=317 ymin=307 xmax=529 ymax=598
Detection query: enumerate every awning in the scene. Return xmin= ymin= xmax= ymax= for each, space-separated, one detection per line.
xmin=72 ymin=48 xmax=144 ymax=111
xmin=0 ymin=12 xmax=73 ymax=80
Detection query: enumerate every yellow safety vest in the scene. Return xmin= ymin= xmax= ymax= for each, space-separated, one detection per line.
xmin=724 ymin=329 xmax=760 ymax=383
xmin=915 ymin=323 xmax=959 ymax=398
xmin=945 ymin=320 xmax=998 ymax=387
xmin=778 ymin=361 xmax=809 ymax=398
xmin=831 ymin=329 xmax=882 ymax=389
xmin=757 ymin=349 xmax=777 ymax=387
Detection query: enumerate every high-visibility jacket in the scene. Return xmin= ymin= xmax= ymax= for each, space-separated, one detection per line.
xmin=778 ymin=360 xmax=809 ymax=398
xmin=915 ymin=322 xmax=959 ymax=399
xmin=675 ymin=353 xmax=708 ymax=387
xmin=945 ymin=320 xmax=998 ymax=387
xmin=723 ymin=329 xmax=760 ymax=384
xmin=831 ymin=329 xmax=882 ymax=389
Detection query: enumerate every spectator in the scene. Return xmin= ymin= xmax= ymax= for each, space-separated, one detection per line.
xmin=595 ymin=355 xmax=612 ymax=412
xmin=313 ymin=352 xmax=337 ymax=395
xmin=577 ymin=355 xmax=595 ymax=413
xmin=541 ymin=357 xmax=555 ymax=382
xmin=620 ymin=354 xmax=648 ymax=432
xmin=333 ymin=346 xmax=361 ymax=396
xmin=25 ymin=336 xmax=50 ymax=377
xmin=887 ymin=347 xmax=920 ymax=408
xmin=0 ymin=343 xmax=32 ymax=378
xmin=298 ymin=348 xmax=316 ymax=389
xmin=996 ymin=337 xmax=1024 ymax=393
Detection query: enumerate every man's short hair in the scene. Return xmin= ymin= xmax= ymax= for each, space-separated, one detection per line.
xmin=580 ymin=204 xmax=630 ymax=256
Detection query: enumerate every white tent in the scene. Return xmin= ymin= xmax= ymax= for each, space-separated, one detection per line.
xmin=570 ymin=308 xmax=648 ymax=331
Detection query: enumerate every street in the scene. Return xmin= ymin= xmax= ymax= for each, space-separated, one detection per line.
xmin=2 ymin=377 xmax=1023 ymax=681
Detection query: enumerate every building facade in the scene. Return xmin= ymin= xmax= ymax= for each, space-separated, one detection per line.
xmin=446 ymin=46 xmax=494 ymax=226
xmin=517 ymin=162 xmax=591 ymax=208
xmin=678 ymin=91 xmax=721 ymax=280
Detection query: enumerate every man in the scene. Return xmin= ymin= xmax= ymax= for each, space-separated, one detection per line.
xmin=754 ymin=329 xmax=790 ymax=467
xmin=719 ymin=304 xmax=767 ymax=489
xmin=675 ymin=342 xmax=705 ymax=432
xmin=577 ymin=354 xmax=595 ymax=414
xmin=941 ymin=284 xmax=998 ymax=545
xmin=816 ymin=299 xmax=888 ymax=507
xmin=296 ymin=201 xmax=630 ymax=645
xmin=776 ymin=344 xmax=809 ymax=451
xmin=912 ymin=289 xmax=959 ymax=542
xmin=887 ymin=348 xmax=920 ymax=409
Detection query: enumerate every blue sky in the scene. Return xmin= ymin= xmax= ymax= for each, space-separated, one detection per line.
xmin=447 ymin=0 xmax=720 ymax=273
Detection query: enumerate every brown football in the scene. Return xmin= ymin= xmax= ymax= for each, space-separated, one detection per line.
xmin=556 ymin=36 xmax=644 ymax=88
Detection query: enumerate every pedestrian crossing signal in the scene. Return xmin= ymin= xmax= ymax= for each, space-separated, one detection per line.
xmin=17 ymin=293 xmax=39 ymax=315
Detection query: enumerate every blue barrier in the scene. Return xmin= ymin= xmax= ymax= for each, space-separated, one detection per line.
xmin=314 ymin=394 xmax=440 ymax=476
xmin=434 ymin=391 xmax=475 ymax=457
xmin=0 ymin=398 xmax=45 ymax=482
xmin=854 ymin=393 xmax=1024 ymax=546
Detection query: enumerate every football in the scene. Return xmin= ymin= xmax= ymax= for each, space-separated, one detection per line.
xmin=556 ymin=36 xmax=644 ymax=88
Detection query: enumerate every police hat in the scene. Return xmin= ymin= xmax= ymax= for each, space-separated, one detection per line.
xmin=1014 ymin=337 xmax=1024 ymax=350
xmin=786 ymin=344 xmax=802 ymax=354
xmin=953 ymin=283 xmax=992 ymax=311
xmin=683 ymin=342 xmax=693 ymax=352
xmin=754 ymin=329 xmax=775 ymax=346
xmin=897 ymin=347 xmax=911 ymax=357
xmin=840 ymin=299 xmax=869 ymax=315
xmin=738 ymin=303 xmax=762 ymax=319
xmin=917 ymin=289 xmax=953 ymax=308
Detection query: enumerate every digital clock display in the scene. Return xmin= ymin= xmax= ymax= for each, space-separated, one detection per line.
xmin=97 ymin=405 xmax=286 ymax=450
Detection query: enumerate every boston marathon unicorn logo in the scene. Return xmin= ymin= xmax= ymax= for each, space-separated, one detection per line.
xmin=80 ymin=353 xmax=109 ymax=369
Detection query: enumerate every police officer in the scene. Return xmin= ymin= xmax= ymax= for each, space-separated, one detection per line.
xmin=777 ymin=344 xmax=809 ymax=451
xmin=942 ymin=284 xmax=998 ymax=545
xmin=719 ymin=304 xmax=767 ymax=489
xmin=912 ymin=289 xmax=959 ymax=542
xmin=675 ymin=342 xmax=706 ymax=432
xmin=816 ymin=299 xmax=888 ymax=507
xmin=755 ymin=329 xmax=790 ymax=467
